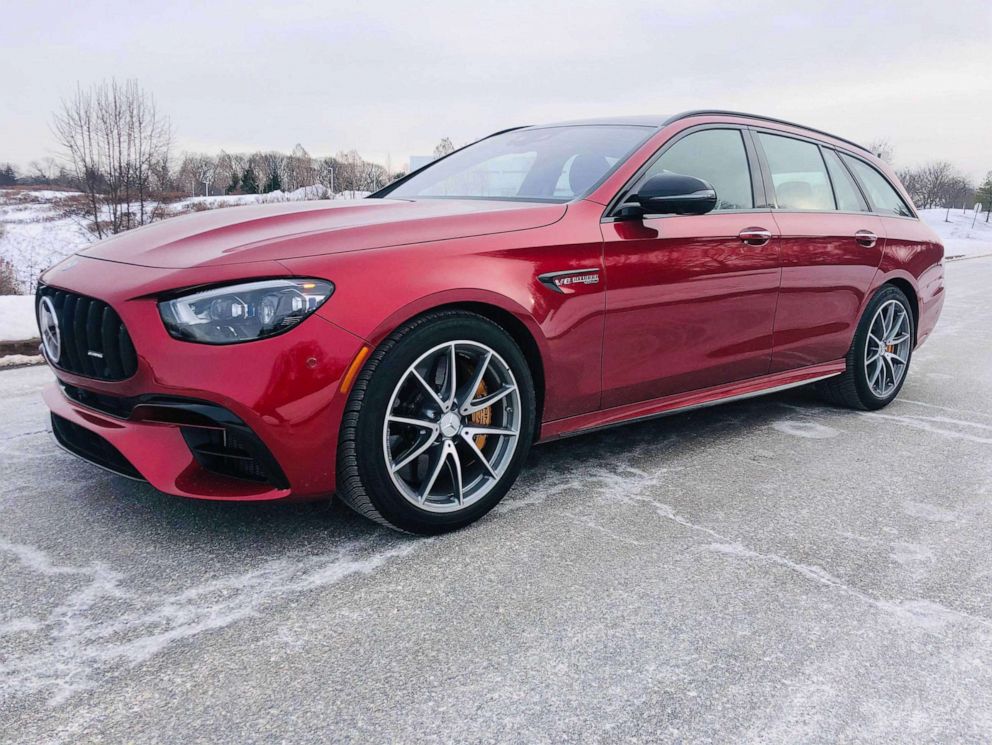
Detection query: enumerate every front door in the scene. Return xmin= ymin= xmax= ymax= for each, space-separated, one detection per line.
xmin=601 ymin=127 xmax=781 ymax=408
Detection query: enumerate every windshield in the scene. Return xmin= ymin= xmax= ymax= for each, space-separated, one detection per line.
xmin=381 ymin=125 xmax=654 ymax=203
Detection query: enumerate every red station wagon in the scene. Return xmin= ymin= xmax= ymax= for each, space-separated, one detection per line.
xmin=37 ymin=111 xmax=945 ymax=533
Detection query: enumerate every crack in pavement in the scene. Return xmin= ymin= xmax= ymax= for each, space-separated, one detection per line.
xmin=505 ymin=438 xmax=992 ymax=636
xmin=0 ymin=537 xmax=421 ymax=706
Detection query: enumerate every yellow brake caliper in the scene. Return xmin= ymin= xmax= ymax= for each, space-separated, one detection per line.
xmin=469 ymin=380 xmax=492 ymax=449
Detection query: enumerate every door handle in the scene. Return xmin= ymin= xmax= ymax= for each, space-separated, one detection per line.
xmin=738 ymin=227 xmax=772 ymax=246
xmin=855 ymin=230 xmax=878 ymax=248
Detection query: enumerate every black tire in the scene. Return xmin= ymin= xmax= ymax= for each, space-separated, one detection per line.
xmin=336 ymin=310 xmax=536 ymax=534
xmin=816 ymin=284 xmax=915 ymax=410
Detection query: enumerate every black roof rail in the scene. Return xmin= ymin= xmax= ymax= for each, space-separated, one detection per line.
xmin=663 ymin=110 xmax=872 ymax=154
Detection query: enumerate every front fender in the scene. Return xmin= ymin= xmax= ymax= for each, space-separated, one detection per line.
xmin=279 ymin=222 xmax=607 ymax=421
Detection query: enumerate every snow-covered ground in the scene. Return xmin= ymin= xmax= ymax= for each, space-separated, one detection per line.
xmin=0 ymin=353 xmax=42 ymax=368
xmin=0 ymin=190 xmax=92 ymax=293
xmin=0 ymin=295 xmax=37 ymax=341
xmin=0 ymin=186 xmax=369 ymax=294
xmin=920 ymin=207 xmax=992 ymax=260
xmin=1 ymin=190 xmax=990 ymax=345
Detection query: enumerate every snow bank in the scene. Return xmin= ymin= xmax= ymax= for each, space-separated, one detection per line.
xmin=166 ymin=185 xmax=368 ymax=212
xmin=0 ymin=191 xmax=92 ymax=292
xmin=0 ymin=353 xmax=43 ymax=368
xmin=0 ymin=295 xmax=37 ymax=342
xmin=919 ymin=208 xmax=992 ymax=260
xmin=0 ymin=187 xmax=365 ymax=294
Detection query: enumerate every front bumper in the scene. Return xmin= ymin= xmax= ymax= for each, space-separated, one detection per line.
xmin=38 ymin=257 xmax=368 ymax=500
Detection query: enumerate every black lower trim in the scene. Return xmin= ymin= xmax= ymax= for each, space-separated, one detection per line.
xmin=51 ymin=413 xmax=145 ymax=480
xmin=58 ymin=384 xmax=289 ymax=489
xmin=181 ymin=427 xmax=287 ymax=486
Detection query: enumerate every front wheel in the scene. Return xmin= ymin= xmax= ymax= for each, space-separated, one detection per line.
xmin=816 ymin=284 xmax=915 ymax=410
xmin=336 ymin=310 xmax=535 ymax=534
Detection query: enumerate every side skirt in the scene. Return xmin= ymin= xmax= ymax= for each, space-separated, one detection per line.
xmin=538 ymin=360 xmax=845 ymax=442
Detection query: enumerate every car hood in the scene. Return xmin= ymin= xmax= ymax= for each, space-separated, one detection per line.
xmin=79 ymin=198 xmax=567 ymax=269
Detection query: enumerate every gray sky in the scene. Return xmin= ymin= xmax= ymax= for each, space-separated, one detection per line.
xmin=2 ymin=0 xmax=990 ymax=178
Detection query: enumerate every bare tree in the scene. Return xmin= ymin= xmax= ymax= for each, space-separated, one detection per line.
xmin=315 ymin=156 xmax=339 ymax=195
xmin=52 ymin=79 xmax=171 ymax=237
xmin=0 ymin=255 xmax=21 ymax=295
xmin=865 ymin=138 xmax=895 ymax=164
xmin=896 ymin=161 xmax=973 ymax=210
xmin=215 ymin=151 xmax=246 ymax=194
xmin=284 ymin=144 xmax=318 ymax=194
xmin=176 ymin=153 xmax=217 ymax=196
xmin=433 ymin=137 xmax=455 ymax=160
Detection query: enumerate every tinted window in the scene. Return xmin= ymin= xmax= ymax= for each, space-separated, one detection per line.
xmin=759 ymin=133 xmax=835 ymax=211
xmin=822 ymin=149 xmax=867 ymax=212
xmin=643 ymin=129 xmax=753 ymax=211
xmin=841 ymin=155 xmax=914 ymax=217
xmin=386 ymin=125 xmax=652 ymax=202
xmin=554 ymin=153 xmax=620 ymax=198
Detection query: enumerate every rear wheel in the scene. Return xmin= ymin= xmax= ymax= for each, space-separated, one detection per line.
xmin=816 ymin=284 xmax=915 ymax=410
xmin=336 ymin=310 xmax=535 ymax=534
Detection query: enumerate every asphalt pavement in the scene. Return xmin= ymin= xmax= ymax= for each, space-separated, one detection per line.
xmin=2 ymin=257 xmax=991 ymax=744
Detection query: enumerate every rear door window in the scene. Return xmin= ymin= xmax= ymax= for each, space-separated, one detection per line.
xmin=840 ymin=154 xmax=915 ymax=217
xmin=758 ymin=133 xmax=835 ymax=211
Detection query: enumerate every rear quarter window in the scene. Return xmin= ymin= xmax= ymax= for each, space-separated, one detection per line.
xmin=841 ymin=154 xmax=914 ymax=218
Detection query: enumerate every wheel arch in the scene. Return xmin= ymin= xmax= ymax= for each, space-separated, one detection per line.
xmin=884 ymin=277 xmax=919 ymax=343
xmin=364 ymin=291 xmax=549 ymax=438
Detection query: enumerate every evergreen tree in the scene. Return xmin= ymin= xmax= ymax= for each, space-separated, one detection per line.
xmin=263 ymin=170 xmax=282 ymax=193
xmin=240 ymin=166 xmax=259 ymax=194
xmin=226 ymin=170 xmax=240 ymax=195
xmin=977 ymin=172 xmax=992 ymax=222
xmin=0 ymin=163 xmax=17 ymax=186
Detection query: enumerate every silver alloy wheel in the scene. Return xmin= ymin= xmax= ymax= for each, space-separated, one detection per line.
xmin=865 ymin=299 xmax=912 ymax=398
xmin=38 ymin=296 xmax=60 ymax=363
xmin=382 ymin=340 xmax=521 ymax=513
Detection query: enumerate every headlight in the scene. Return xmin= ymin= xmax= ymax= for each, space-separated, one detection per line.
xmin=158 ymin=278 xmax=334 ymax=344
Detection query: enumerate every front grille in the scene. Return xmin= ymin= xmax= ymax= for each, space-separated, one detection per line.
xmin=51 ymin=414 xmax=144 ymax=480
xmin=37 ymin=286 xmax=137 ymax=380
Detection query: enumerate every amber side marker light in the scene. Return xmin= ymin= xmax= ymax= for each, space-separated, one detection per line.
xmin=340 ymin=345 xmax=371 ymax=393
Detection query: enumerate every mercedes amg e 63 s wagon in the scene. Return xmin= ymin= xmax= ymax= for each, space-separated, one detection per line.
xmin=37 ymin=111 xmax=944 ymax=533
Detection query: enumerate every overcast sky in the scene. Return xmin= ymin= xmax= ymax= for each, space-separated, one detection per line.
xmin=2 ymin=1 xmax=989 ymax=177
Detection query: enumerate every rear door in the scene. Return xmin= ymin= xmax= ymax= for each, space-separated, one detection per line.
xmin=600 ymin=126 xmax=781 ymax=407
xmin=752 ymin=131 xmax=886 ymax=371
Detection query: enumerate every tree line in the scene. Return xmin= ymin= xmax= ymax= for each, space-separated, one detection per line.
xmin=865 ymin=138 xmax=984 ymax=213
xmin=0 ymin=79 xmax=409 ymax=238
xmin=896 ymin=162 xmax=980 ymax=211
xmin=172 ymin=145 xmax=397 ymax=200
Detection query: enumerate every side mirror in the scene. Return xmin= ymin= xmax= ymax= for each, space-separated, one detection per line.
xmin=627 ymin=173 xmax=718 ymax=216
